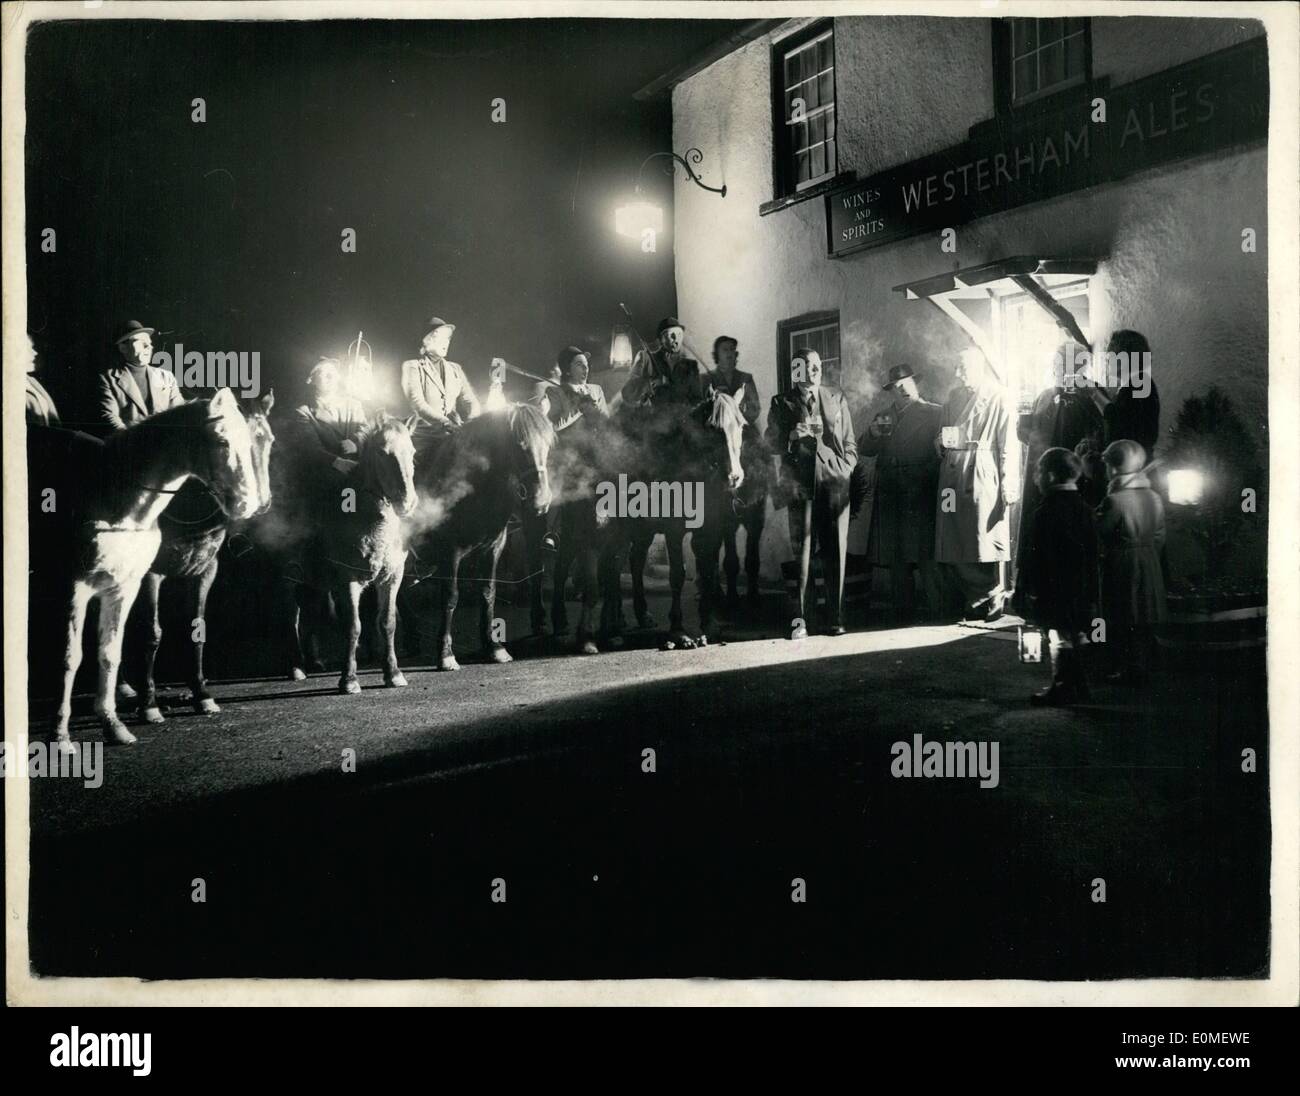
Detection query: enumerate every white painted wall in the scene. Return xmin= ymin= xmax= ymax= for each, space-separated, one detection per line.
xmin=671 ymin=15 xmax=1268 ymax=580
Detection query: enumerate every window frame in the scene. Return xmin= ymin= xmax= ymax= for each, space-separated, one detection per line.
xmin=992 ymin=16 xmax=1094 ymax=116
xmin=770 ymin=19 xmax=839 ymax=203
xmin=776 ymin=309 xmax=841 ymax=395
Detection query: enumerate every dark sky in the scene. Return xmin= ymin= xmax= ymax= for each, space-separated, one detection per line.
xmin=24 ymin=17 xmax=739 ymax=420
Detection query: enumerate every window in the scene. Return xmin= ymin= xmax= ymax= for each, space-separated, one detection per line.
xmin=777 ymin=310 xmax=840 ymax=393
xmin=772 ymin=21 xmax=837 ymax=200
xmin=996 ymin=17 xmax=1091 ymax=110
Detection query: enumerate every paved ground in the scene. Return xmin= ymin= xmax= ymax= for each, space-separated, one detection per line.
xmin=25 ymin=583 xmax=1270 ymax=981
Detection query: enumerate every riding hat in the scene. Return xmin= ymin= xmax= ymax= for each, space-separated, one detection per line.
xmin=556 ymin=346 xmax=588 ymax=371
xmin=656 ymin=316 xmax=684 ymax=336
xmin=425 ymin=316 xmax=456 ymax=335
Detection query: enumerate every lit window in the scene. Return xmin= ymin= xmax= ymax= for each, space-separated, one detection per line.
xmin=778 ymin=311 xmax=840 ymax=392
xmin=773 ymin=22 xmax=837 ymax=199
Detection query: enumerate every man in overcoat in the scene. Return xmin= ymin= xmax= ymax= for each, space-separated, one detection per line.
xmin=97 ymin=320 xmax=186 ymax=432
xmin=765 ymin=349 xmax=857 ymax=638
xmin=400 ymin=316 xmax=481 ymax=466
xmin=861 ymin=364 xmax=942 ymax=621
xmin=934 ymin=346 xmax=1020 ymax=620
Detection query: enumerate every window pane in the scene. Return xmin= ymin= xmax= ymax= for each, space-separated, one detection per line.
xmin=805 ymin=112 xmax=824 ymax=148
xmin=1039 ymin=17 xmax=1064 ymax=45
xmin=819 ymin=71 xmax=833 ymax=106
xmin=819 ymin=35 xmax=833 ymax=72
xmin=1013 ymin=19 xmax=1036 ymax=56
xmin=1065 ymin=33 xmax=1085 ymax=78
xmin=824 ymin=109 xmax=836 ymax=142
xmin=1039 ymin=41 xmax=1065 ymax=89
xmin=824 ymin=136 xmax=836 ymax=175
xmin=1013 ymin=54 xmax=1036 ymax=99
xmin=795 ymin=150 xmax=811 ymax=184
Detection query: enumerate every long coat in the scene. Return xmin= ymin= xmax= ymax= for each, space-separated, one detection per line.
xmin=547 ymin=382 xmax=608 ymax=432
xmin=765 ymin=384 xmax=857 ymax=514
xmin=97 ymin=364 xmax=185 ymax=431
xmin=1097 ymin=471 xmax=1167 ymax=628
xmin=860 ymin=398 xmax=942 ymax=565
xmin=1016 ymin=486 xmax=1099 ymax=634
xmin=285 ymin=400 xmax=369 ymax=474
xmin=401 ymin=354 xmax=480 ymax=428
xmin=1103 ymin=381 xmax=1161 ymax=457
xmin=934 ymin=384 xmax=1018 ymax=563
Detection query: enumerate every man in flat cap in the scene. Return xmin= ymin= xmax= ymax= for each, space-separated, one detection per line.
xmin=860 ymin=364 xmax=943 ymax=621
xmin=97 ymin=320 xmax=185 ymax=432
xmin=400 ymin=316 xmax=481 ymax=464
xmin=620 ymin=317 xmax=705 ymax=409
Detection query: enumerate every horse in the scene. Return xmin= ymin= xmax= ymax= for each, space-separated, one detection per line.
xmin=611 ymin=388 xmax=747 ymax=648
xmin=404 ymin=403 xmax=554 ymax=671
xmin=120 ymin=392 xmax=277 ymax=724
xmin=29 ymin=390 xmax=261 ymax=753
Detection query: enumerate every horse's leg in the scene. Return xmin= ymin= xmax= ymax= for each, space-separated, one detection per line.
xmin=379 ymin=567 xmax=407 ymax=687
xmin=478 ymin=528 xmax=513 ymax=664
xmin=551 ymin=526 xmax=574 ymax=636
xmin=692 ymin=523 xmax=721 ymax=642
xmin=523 ymin=509 xmax=549 ymax=636
xmin=281 ymin=575 xmax=308 ymax=680
xmin=722 ymin=515 xmax=741 ymax=605
xmin=630 ymin=526 xmax=655 ymax=628
xmin=438 ymin=549 xmax=464 ymax=671
xmin=666 ymin=523 xmax=692 ymax=646
xmin=338 ymin=580 xmax=364 ymax=695
xmin=744 ymin=503 xmax=766 ymax=604
xmin=137 ymin=572 xmax=167 ymax=725
xmin=190 ymin=558 xmax=220 ymax=713
xmin=53 ymin=580 xmax=94 ymax=753
xmin=573 ymin=541 xmax=600 ymax=656
xmin=95 ymin=580 xmax=142 ymax=745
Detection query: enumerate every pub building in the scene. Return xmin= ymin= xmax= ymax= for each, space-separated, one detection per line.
xmin=637 ymin=14 xmax=1268 ymax=607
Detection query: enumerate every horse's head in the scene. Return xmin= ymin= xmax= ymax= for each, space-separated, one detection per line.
xmin=241 ymin=389 xmax=276 ymax=516
xmin=201 ymin=388 xmax=261 ymax=520
xmin=692 ymin=389 xmax=746 ymax=491
xmin=508 ymin=402 xmax=556 ymax=516
xmin=360 ymin=413 xmax=418 ymax=516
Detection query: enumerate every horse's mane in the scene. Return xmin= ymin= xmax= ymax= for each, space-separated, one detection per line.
xmin=101 ymin=398 xmax=214 ymax=466
xmin=508 ymin=401 xmax=555 ymax=451
xmin=705 ymin=389 xmax=745 ymax=434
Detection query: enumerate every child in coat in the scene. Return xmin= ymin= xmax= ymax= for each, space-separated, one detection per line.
xmin=1017 ymin=447 xmax=1100 ymax=706
xmin=1097 ymin=439 xmax=1167 ymax=684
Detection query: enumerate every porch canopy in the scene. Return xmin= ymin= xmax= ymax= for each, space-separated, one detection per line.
xmin=893 ymin=256 xmax=1099 ymax=384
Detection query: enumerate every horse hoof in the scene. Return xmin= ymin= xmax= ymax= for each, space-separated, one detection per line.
xmin=438 ymin=658 xmax=461 ymax=672
xmin=696 ymin=634 xmax=709 ymax=647
xmin=141 ymin=706 xmax=166 ymax=725
xmin=339 ymin=678 xmax=361 ymax=695
xmin=660 ymin=640 xmax=676 ymax=651
xmin=104 ymin=719 xmax=137 ymax=746
xmin=489 ymin=647 xmax=513 ymax=665
xmin=196 ymin=697 xmax=220 ymax=714
xmin=676 ymin=636 xmax=697 ymax=650
xmin=117 ymin=682 xmax=138 ymax=700
xmin=385 ymin=673 xmax=408 ymax=688
xmin=579 ymin=639 xmax=599 ymax=656
xmin=289 ymin=667 xmax=308 ymax=682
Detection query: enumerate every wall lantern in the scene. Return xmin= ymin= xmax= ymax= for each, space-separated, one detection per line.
xmin=614 ymin=147 xmax=727 ymax=240
xmin=609 ymin=325 xmax=635 ymax=370
xmin=1167 ymin=468 xmax=1207 ymax=506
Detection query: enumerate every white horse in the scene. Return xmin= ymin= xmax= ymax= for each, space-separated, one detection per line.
xmin=39 ymin=390 xmax=262 ymax=752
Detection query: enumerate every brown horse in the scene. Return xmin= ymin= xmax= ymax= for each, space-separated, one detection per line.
xmin=121 ymin=392 xmax=277 ymax=723
xmin=612 ymin=389 xmax=746 ymax=648
xmin=405 ymin=403 xmax=554 ymax=671
xmin=33 ymin=391 xmax=261 ymax=753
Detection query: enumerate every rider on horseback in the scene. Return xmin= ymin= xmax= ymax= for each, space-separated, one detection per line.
xmin=547 ymin=346 xmax=609 ymax=430
xmin=400 ymin=316 xmax=481 ymax=468
xmin=620 ymin=317 xmax=705 ymax=410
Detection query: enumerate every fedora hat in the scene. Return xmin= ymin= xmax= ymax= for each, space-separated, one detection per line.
xmin=883 ymin=364 xmax=920 ymax=389
xmin=425 ymin=316 xmax=456 ymax=334
xmin=113 ymin=320 xmax=156 ymax=345
xmin=656 ymin=316 xmax=684 ymax=336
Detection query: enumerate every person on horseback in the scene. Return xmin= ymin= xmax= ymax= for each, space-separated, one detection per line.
xmin=547 ymin=346 xmax=609 ymax=431
xmin=400 ymin=316 xmax=481 ymax=468
xmin=96 ymin=320 xmax=186 ymax=433
xmin=286 ymin=357 xmax=369 ymax=480
xmin=620 ymin=317 xmax=705 ymax=409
